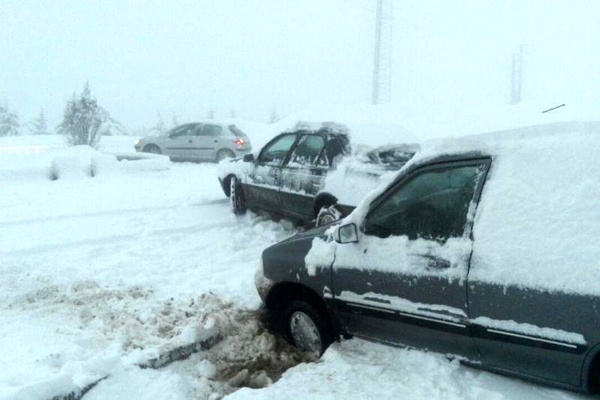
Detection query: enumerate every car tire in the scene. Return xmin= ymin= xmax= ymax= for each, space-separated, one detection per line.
xmin=316 ymin=204 xmax=343 ymax=227
xmin=284 ymin=300 xmax=333 ymax=357
xmin=230 ymin=176 xmax=247 ymax=215
xmin=216 ymin=149 xmax=235 ymax=162
xmin=143 ymin=144 xmax=162 ymax=154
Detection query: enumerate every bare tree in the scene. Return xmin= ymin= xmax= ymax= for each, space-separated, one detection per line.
xmin=268 ymin=106 xmax=279 ymax=124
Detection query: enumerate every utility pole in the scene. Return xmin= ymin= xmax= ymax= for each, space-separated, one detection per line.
xmin=372 ymin=0 xmax=393 ymax=104
xmin=510 ymin=45 xmax=524 ymax=104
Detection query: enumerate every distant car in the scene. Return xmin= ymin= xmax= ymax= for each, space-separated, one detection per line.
xmin=217 ymin=123 xmax=418 ymax=226
xmin=255 ymin=121 xmax=600 ymax=393
xmin=134 ymin=122 xmax=252 ymax=162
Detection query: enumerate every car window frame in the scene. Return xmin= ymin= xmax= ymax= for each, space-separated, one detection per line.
xmin=286 ymin=133 xmax=328 ymax=168
xmin=361 ymin=156 xmax=492 ymax=241
xmin=200 ymin=123 xmax=223 ymax=137
xmin=168 ymin=124 xmax=197 ymax=138
xmin=257 ymin=133 xmax=301 ymax=165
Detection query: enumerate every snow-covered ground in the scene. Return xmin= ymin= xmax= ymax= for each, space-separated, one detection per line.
xmin=0 ymin=135 xmax=593 ymax=399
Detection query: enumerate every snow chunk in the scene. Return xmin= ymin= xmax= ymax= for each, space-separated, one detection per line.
xmin=304 ymin=236 xmax=336 ymax=276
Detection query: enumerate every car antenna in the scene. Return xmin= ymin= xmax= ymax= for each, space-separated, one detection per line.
xmin=541 ymin=104 xmax=565 ymax=113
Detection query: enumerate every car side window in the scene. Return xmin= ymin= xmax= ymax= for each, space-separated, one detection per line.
xmin=201 ymin=124 xmax=222 ymax=136
xmin=289 ymin=135 xmax=325 ymax=166
xmin=258 ymin=134 xmax=298 ymax=165
xmin=170 ymin=124 xmax=196 ymax=137
xmin=363 ymin=164 xmax=485 ymax=241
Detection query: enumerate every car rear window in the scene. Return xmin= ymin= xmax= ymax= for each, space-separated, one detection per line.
xmin=229 ymin=125 xmax=247 ymax=137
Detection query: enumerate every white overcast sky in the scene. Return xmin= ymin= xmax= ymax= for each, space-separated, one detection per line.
xmin=1 ymin=0 xmax=599 ymax=130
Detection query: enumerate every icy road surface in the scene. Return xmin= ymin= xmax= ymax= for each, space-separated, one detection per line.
xmin=0 ymin=136 xmax=592 ymax=399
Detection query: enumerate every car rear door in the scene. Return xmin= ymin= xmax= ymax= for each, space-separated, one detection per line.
xmin=331 ymin=159 xmax=490 ymax=360
xmin=279 ymin=134 xmax=328 ymax=220
xmin=245 ymin=133 xmax=299 ymax=212
xmin=197 ymin=123 xmax=223 ymax=161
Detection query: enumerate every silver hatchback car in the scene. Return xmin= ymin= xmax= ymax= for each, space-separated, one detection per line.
xmin=134 ymin=122 xmax=252 ymax=162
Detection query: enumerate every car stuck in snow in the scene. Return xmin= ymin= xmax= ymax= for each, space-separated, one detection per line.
xmin=255 ymin=121 xmax=600 ymax=393
xmin=217 ymin=122 xmax=418 ymax=226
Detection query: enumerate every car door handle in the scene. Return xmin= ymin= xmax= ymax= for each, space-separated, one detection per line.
xmin=214 ymin=140 xmax=218 ymax=143
xmin=420 ymin=254 xmax=451 ymax=269
xmin=188 ymin=139 xmax=193 ymax=143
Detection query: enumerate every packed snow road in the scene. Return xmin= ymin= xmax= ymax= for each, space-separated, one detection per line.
xmin=0 ymin=136 xmax=593 ymax=399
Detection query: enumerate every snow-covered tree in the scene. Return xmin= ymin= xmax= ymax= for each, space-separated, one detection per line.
xmin=30 ymin=109 xmax=50 ymax=135
xmin=102 ymin=116 xmax=127 ymax=136
xmin=57 ymin=83 xmax=108 ymax=148
xmin=0 ymin=102 xmax=20 ymax=136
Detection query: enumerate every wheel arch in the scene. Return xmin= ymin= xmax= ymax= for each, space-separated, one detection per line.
xmin=221 ymin=173 xmax=237 ymax=197
xmin=143 ymin=143 xmax=161 ymax=152
xmin=265 ymin=282 xmax=332 ymax=329
xmin=216 ymin=147 xmax=236 ymax=160
xmin=582 ymin=342 xmax=600 ymax=393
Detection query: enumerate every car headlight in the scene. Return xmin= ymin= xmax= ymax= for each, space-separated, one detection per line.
xmin=134 ymin=139 xmax=141 ymax=146
xmin=254 ymin=257 xmax=275 ymax=301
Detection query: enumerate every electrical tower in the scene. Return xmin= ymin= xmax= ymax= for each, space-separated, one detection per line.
xmin=510 ymin=45 xmax=524 ymax=104
xmin=372 ymin=0 xmax=393 ymax=104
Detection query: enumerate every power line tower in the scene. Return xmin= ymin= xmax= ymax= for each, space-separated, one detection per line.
xmin=372 ymin=0 xmax=393 ymax=104
xmin=510 ymin=45 xmax=525 ymax=104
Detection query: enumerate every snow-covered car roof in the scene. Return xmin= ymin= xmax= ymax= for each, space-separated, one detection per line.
xmin=342 ymin=120 xmax=600 ymax=296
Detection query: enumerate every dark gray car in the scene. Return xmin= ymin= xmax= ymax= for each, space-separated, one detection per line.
xmin=255 ymin=125 xmax=600 ymax=394
xmin=134 ymin=122 xmax=252 ymax=162
xmin=218 ymin=125 xmax=417 ymax=226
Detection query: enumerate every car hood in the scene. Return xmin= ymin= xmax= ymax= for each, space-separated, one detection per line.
xmin=278 ymin=224 xmax=332 ymax=245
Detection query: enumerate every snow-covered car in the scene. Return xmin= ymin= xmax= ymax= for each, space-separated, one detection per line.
xmin=255 ymin=121 xmax=600 ymax=393
xmin=134 ymin=122 xmax=252 ymax=162
xmin=217 ymin=123 xmax=418 ymax=226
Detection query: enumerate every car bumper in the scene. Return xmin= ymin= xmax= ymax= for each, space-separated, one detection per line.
xmin=255 ymin=261 xmax=276 ymax=302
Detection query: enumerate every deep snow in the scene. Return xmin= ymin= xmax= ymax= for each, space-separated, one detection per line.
xmin=0 ymin=135 xmax=593 ymax=399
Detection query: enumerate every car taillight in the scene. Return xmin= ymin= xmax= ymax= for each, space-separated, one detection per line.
xmin=234 ymin=138 xmax=245 ymax=148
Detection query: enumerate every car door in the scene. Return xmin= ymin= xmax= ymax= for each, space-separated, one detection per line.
xmin=165 ymin=124 xmax=198 ymax=160
xmin=279 ymin=134 xmax=328 ymax=219
xmin=331 ymin=159 xmax=490 ymax=360
xmin=196 ymin=123 xmax=223 ymax=161
xmin=244 ymin=133 xmax=299 ymax=212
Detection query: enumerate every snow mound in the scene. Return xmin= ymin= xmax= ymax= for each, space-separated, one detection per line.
xmin=49 ymin=148 xmax=170 ymax=180
xmin=50 ymin=146 xmax=97 ymax=180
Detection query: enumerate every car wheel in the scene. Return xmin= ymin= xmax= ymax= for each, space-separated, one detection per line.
xmin=143 ymin=144 xmax=162 ymax=154
xmin=217 ymin=149 xmax=235 ymax=162
xmin=230 ymin=176 xmax=247 ymax=215
xmin=284 ymin=300 xmax=333 ymax=357
xmin=316 ymin=204 xmax=343 ymax=227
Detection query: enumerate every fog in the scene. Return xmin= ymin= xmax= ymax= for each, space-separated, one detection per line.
xmin=1 ymin=0 xmax=599 ymax=131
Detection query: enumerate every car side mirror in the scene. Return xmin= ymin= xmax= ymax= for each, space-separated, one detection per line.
xmin=335 ymin=223 xmax=359 ymax=244
xmin=243 ymin=153 xmax=255 ymax=162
